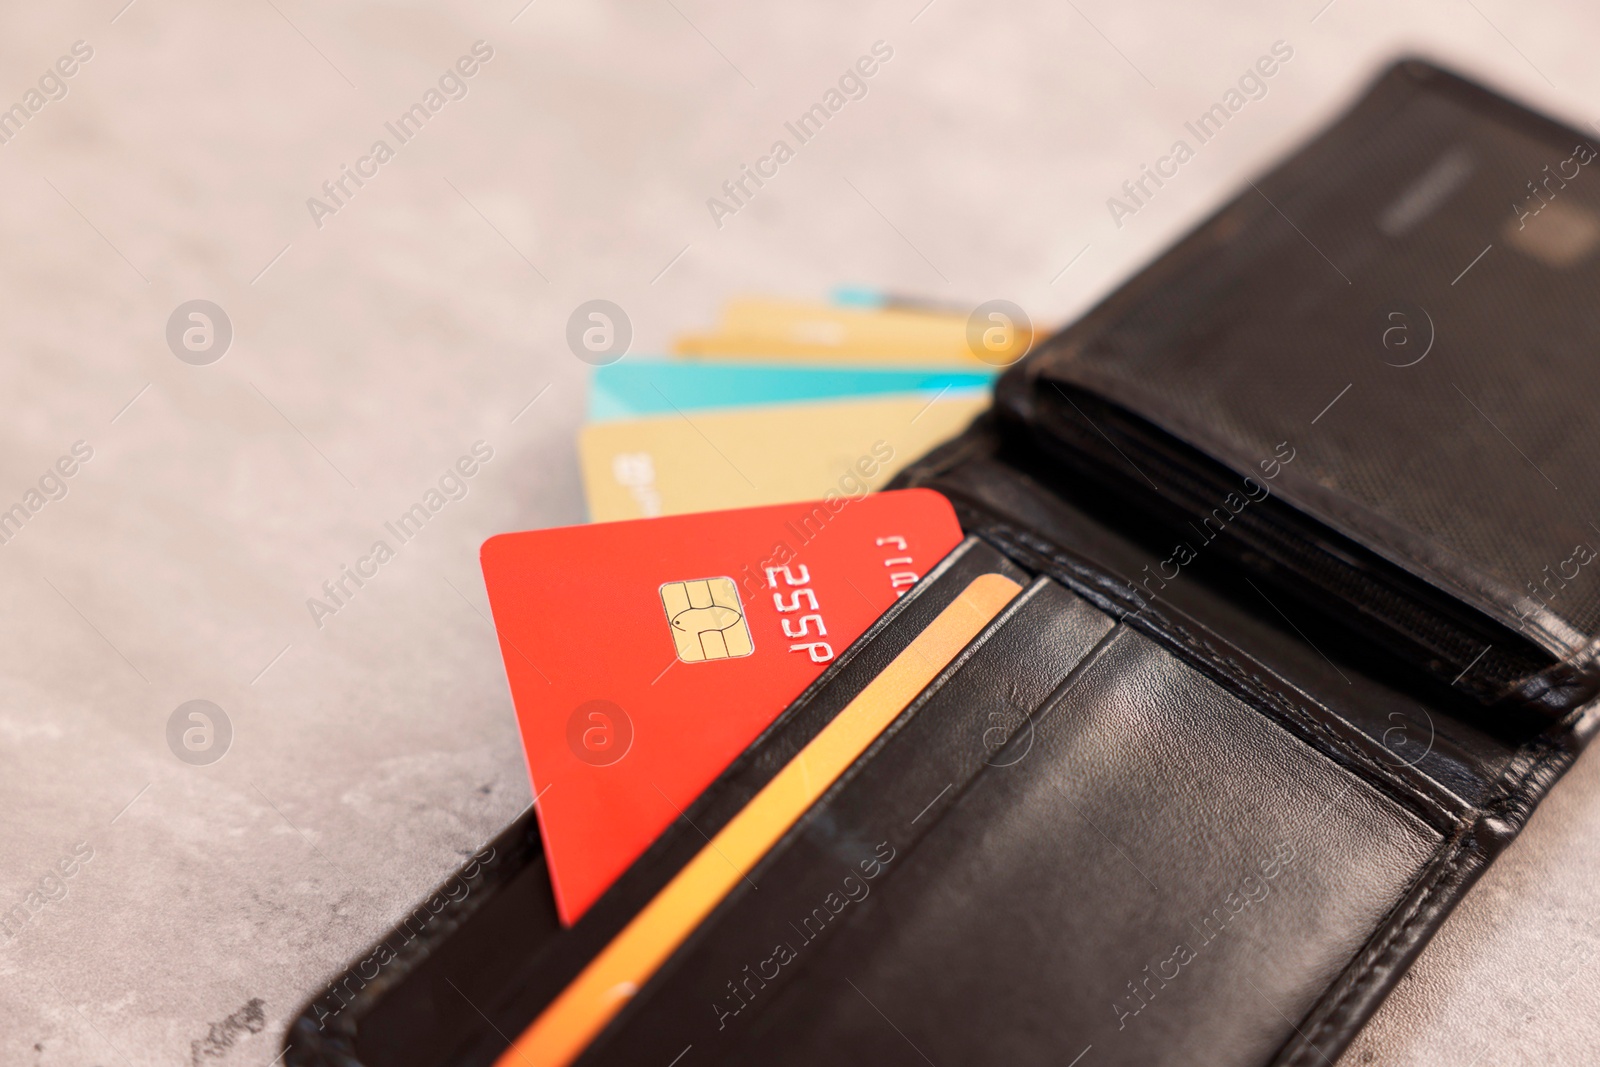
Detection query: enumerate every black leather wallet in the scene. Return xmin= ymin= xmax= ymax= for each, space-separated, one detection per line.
xmin=286 ymin=58 xmax=1600 ymax=1067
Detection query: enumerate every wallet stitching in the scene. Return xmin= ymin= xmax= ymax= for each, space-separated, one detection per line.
xmin=1479 ymin=728 xmax=1573 ymax=831
xmin=983 ymin=525 xmax=1463 ymax=828
xmin=1287 ymin=733 xmax=1573 ymax=1063
xmin=1152 ymin=624 xmax=1459 ymax=829
xmin=1285 ymin=829 xmax=1472 ymax=1065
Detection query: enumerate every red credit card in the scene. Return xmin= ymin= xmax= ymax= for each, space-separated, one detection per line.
xmin=480 ymin=489 xmax=963 ymax=925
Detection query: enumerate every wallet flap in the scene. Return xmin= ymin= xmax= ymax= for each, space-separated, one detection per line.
xmin=1005 ymin=59 xmax=1600 ymax=716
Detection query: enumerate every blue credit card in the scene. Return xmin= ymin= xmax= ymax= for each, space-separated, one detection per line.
xmin=588 ymin=359 xmax=995 ymax=422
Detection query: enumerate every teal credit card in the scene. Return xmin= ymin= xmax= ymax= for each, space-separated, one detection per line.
xmin=588 ymin=360 xmax=995 ymax=421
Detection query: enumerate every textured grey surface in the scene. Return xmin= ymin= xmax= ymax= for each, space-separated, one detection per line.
xmin=0 ymin=1 xmax=1595 ymax=1064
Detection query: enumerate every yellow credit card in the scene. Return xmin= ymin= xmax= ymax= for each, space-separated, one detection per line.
xmin=494 ymin=571 xmax=1025 ymax=1067
xmin=578 ymin=393 xmax=989 ymax=521
xmin=673 ymin=297 xmax=1025 ymax=366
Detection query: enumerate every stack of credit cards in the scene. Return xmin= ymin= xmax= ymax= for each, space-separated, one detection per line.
xmin=491 ymin=290 xmax=1024 ymax=923
xmin=511 ymin=289 xmax=1018 ymax=923
xmin=577 ymin=290 xmax=1004 ymax=521
xmin=286 ymin=291 xmax=1051 ymax=1067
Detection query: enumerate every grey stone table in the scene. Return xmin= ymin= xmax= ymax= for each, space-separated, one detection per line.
xmin=1 ymin=1 xmax=1595 ymax=1063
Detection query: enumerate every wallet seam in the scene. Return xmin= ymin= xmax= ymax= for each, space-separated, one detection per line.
xmin=1281 ymin=729 xmax=1573 ymax=1065
xmin=1278 ymin=827 xmax=1474 ymax=1067
xmin=1140 ymin=617 xmax=1458 ymax=826
xmin=978 ymin=524 xmax=1466 ymax=831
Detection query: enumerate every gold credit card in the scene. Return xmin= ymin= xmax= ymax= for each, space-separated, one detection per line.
xmin=577 ymin=393 xmax=988 ymax=521
xmin=673 ymin=297 xmax=1001 ymax=366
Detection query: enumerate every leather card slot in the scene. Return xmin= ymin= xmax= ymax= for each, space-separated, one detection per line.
xmin=577 ymin=578 xmax=1115 ymax=1064
xmin=972 ymin=523 xmax=1468 ymax=833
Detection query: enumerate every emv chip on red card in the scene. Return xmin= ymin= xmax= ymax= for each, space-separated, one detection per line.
xmin=480 ymin=489 xmax=963 ymax=925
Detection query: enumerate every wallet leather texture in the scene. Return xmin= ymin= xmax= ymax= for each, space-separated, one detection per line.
xmin=285 ymin=58 xmax=1600 ymax=1067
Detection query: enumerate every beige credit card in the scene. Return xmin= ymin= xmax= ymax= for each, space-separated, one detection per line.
xmin=578 ymin=392 xmax=988 ymax=521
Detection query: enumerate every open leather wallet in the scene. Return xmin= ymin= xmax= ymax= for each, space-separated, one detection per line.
xmin=287 ymin=58 xmax=1600 ymax=1067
